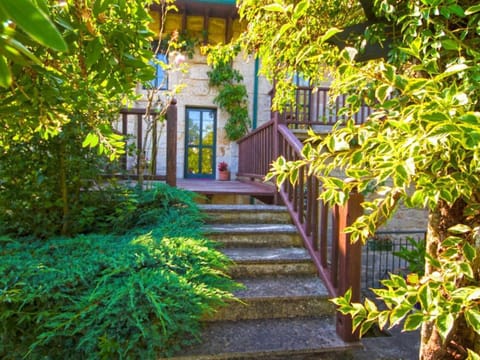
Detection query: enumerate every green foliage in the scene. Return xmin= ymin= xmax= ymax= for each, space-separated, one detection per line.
xmin=0 ymin=184 xmax=239 ymax=359
xmin=0 ymin=125 xmax=110 ymax=238
xmin=332 ymin=232 xmax=480 ymax=341
xmin=0 ymin=0 xmax=68 ymax=87
xmin=393 ymin=237 xmax=426 ymax=275
xmin=0 ymin=0 xmax=155 ymax=150
xmin=239 ymin=0 xmax=480 ymax=240
xmin=0 ymin=0 xmax=158 ymax=236
xmin=93 ymin=183 xmax=205 ymax=237
xmin=234 ymin=0 xmax=480 ymax=354
xmin=206 ymin=51 xmax=251 ymax=141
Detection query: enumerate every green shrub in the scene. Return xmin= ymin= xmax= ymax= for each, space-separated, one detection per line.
xmin=77 ymin=183 xmax=204 ymax=236
xmin=0 ymin=185 xmax=239 ymax=359
xmin=0 ymin=130 xmax=113 ymax=238
xmin=392 ymin=236 xmax=426 ymax=275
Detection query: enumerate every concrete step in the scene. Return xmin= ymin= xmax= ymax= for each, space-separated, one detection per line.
xmin=207 ymin=276 xmax=333 ymax=321
xmin=199 ymin=204 xmax=292 ymax=224
xmin=222 ymin=247 xmax=316 ymax=277
xmin=168 ymin=317 xmax=361 ymax=360
xmin=204 ymin=224 xmax=302 ymax=248
xmin=191 ymin=203 xmax=360 ymax=359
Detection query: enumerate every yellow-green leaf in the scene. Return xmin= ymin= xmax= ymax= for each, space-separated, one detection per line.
xmin=465 ymin=308 xmax=480 ymax=334
xmin=465 ymin=4 xmax=480 ymax=15
xmin=263 ymin=3 xmax=288 ymax=12
xmin=448 ymin=224 xmax=472 ymax=234
xmin=0 ymin=0 xmax=68 ymax=52
xmin=0 ymin=55 xmax=11 ymax=88
xmin=436 ymin=313 xmax=455 ymax=341
xmin=404 ymin=312 xmax=423 ymax=331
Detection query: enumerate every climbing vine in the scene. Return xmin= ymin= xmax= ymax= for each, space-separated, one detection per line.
xmin=207 ymin=59 xmax=250 ymax=141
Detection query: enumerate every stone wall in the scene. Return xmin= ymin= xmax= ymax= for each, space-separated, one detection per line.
xmin=114 ymin=46 xmax=427 ymax=233
xmin=379 ymin=206 xmax=428 ymax=233
xmin=123 ymin=49 xmax=273 ymax=180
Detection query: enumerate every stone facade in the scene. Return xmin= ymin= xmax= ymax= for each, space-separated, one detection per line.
xmin=379 ymin=205 xmax=428 ymax=233
xmin=116 ymin=48 xmax=272 ymax=180
xmin=112 ymin=10 xmax=428 ymax=233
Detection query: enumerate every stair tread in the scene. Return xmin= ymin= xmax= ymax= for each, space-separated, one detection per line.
xmin=171 ymin=317 xmax=361 ymax=359
xmin=205 ymin=224 xmax=297 ymax=233
xmin=234 ymin=276 xmax=329 ymax=299
xmin=199 ymin=204 xmax=288 ymax=212
xmin=222 ymin=247 xmax=311 ymax=263
xmin=189 ymin=203 xmax=356 ymax=359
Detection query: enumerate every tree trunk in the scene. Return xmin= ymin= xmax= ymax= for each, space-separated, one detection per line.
xmin=59 ymin=141 xmax=70 ymax=236
xmin=419 ymin=199 xmax=480 ymax=360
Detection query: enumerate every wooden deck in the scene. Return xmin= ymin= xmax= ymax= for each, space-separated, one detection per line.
xmin=176 ymin=179 xmax=276 ymax=202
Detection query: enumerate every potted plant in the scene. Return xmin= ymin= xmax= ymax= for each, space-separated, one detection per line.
xmin=217 ymin=161 xmax=230 ymax=181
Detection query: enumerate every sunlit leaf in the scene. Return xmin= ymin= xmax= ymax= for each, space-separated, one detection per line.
xmin=418 ymin=284 xmax=430 ymax=311
xmin=293 ymin=0 xmax=309 ymax=20
xmin=0 ymin=0 xmax=68 ymax=52
xmin=390 ymin=303 xmax=412 ymax=326
xmin=465 ymin=308 xmax=480 ymax=334
xmin=448 ymin=224 xmax=472 ymax=234
xmin=0 ymin=55 xmax=11 ymax=88
xmin=463 ymin=243 xmax=477 ymax=263
xmin=320 ymin=28 xmax=342 ymax=43
xmin=262 ymin=3 xmax=288 ymax=12
xmin=465 ymin=4 xmax=480 ymax=15
xmin=404 ymin=312 xmax=423 ymax=331
xmin=467 ymin=349 xmax=480 ymax=360
xmin=436 ymin=313 xmax=455 ymax=341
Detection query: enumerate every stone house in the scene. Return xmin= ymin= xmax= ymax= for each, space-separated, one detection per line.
xmin=115 ymin=0 xmax=427 ymax=233
xmin=116 ymin=0 xmax=273 ymax=181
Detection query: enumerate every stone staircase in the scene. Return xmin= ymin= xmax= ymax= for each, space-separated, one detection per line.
xmin=170 ymin=204 xmax=361 ymax=359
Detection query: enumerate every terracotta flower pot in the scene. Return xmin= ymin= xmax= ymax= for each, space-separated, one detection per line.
xmin=218 ymin=170 xmax=230 ymax=181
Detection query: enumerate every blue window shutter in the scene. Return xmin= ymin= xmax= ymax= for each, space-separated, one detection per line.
xmin=155 ymin=53 xmax=168 ymax=90
xmin=146 ymin=53 xmax=168 ymax=90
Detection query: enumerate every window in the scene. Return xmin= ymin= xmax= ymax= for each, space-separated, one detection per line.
xmin=153 ymin=53 xmax=168 ymax=90
xmin=293 ymin=72 xmax=310 ymax=87
xmin=147 ymin=53 xmax=168 ymax=90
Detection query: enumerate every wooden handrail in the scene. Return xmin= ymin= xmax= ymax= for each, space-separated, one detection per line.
xmin=114 ymin=103 xmax=177 ymax=185
xmin=236 ymin=88 xmax=364 ymax=342
xmin=237 ymin=120 xmax=276 ymax=179
xmin=277 ymin=86 xmax=372 ymax=127
xmin=278 ymin=123 xmax=363 ymax=342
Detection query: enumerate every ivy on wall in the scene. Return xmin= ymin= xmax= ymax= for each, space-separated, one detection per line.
xmin=207 ymin=60 xmax=250 ymax=141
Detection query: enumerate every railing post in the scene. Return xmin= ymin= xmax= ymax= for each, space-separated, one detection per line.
xmin=336 ymin=191 xmax=364 ymax=342
xmin=272 ymin=111 xmax=281 ymax=205
xmin=166 ymin=99 xmax=177 ymax=187
xmin=121 ymin=112 xmax=128 ymax=170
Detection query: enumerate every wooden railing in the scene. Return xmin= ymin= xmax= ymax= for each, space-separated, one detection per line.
xmin=116 ymin=101 xmax=177 ymax=186
xmin=237 ymin=120 xmax=276 ymax=181
xmin=279 ymin=86 xmax=372 ymax=127
xmin=237 ymin=89 xmax=366 ymax=342
xmin=275 ymin=115 xmax=363 ymax=342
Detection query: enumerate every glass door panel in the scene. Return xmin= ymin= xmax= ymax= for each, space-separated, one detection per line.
xmin=185 ymin=108 xmax=216 ymax=178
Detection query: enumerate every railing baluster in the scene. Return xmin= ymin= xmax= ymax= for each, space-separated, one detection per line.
xmin=274 ymin=86 xmax=371 ymax=128
xmin=312 ymin=177 xmax=319 ymax=251
xmin=320 ymin=200 xmax=328 ymax=266
xmin=298 ymin=166 xmax=304 ymax=224
xmin=336 ymin=192 xmax=363 ymax=342
xmin=306 ymin=175 xmax=313 ymax=237
xmin=237 ymin=91 xmax=364 ymax=343
xmin=331 ymin=204 xmax=340 ymax=288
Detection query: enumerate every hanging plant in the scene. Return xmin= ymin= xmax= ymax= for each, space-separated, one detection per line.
xmin=207 ymin=60 xmax=250 ymax=141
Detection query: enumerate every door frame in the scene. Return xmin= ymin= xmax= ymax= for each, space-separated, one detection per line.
xmin=184 ymin=107 xmax=217 ymax=179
